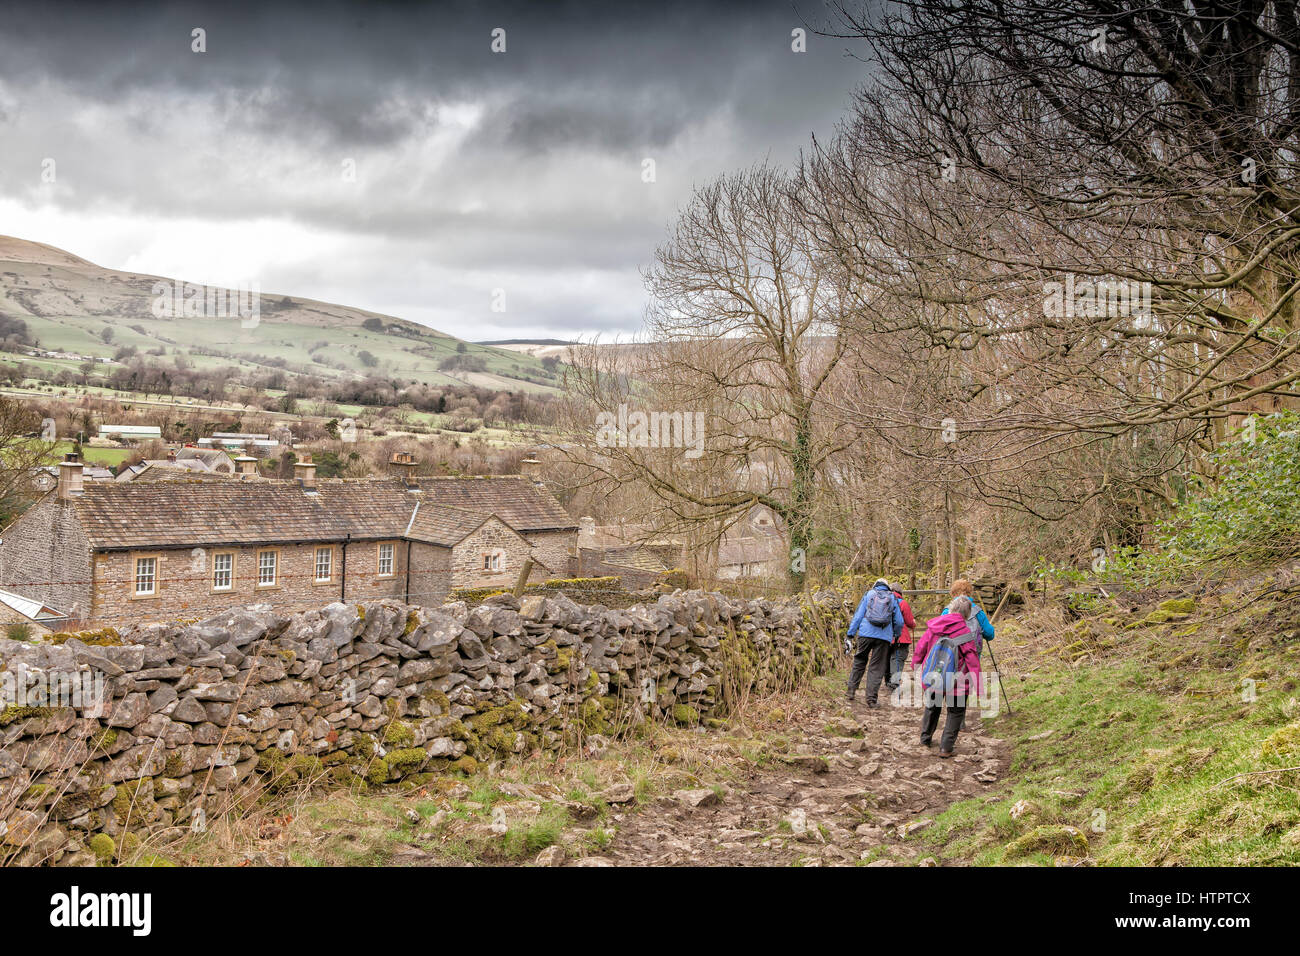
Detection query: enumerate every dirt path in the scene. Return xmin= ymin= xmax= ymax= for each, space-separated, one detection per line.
xmin=594 ymin=674 xmax=1010 ymax=867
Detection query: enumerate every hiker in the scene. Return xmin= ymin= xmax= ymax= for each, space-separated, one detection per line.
xmin=945 ymin=579 xmax=995 ymax=661
xmin=846 ymin=578 xmax=903 ymax=707
xmin=912 ymin=595 xmax=981 ymax=757
xmin=887 ymin=582 xmax=915 ymax=691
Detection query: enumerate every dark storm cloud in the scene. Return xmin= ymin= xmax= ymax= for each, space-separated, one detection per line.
xmin=0 ymin=0 xmax=867 ymax=339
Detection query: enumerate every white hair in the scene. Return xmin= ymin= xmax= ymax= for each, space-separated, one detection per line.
xmin=949 ymin=595 xmax=974 ymax=618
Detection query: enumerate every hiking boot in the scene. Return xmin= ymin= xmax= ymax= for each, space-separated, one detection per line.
xmin=920 ymin=737 xmax=932 ymax=748
xmin=938 ymin=750 xmax=954 ymax=759
xmin=866 ymin=699 xmax=879 ymax=708
xmin=845 ymin=691 xmax=856 ymax=702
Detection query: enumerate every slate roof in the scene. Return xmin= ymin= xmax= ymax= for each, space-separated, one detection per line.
xmin=411 ymin=476 xmax=576 ymax=531
xmin=62 ymin=475 xmax=575 ymax=551
xmin=405 ymin=504 xmax=502 ymax=547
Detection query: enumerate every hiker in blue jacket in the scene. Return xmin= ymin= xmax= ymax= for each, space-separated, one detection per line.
xmin=944 ymin=579 xmax=995 ymax=661
xmin=846 ymin=578 xmax=904 ymax=707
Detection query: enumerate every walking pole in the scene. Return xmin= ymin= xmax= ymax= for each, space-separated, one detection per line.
xmin=985 ymin=585 xmax=1014 ymax=715
xmin=984 ymin=641 xmax=1013 ymax=716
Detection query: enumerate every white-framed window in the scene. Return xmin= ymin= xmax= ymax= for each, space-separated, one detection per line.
xmin=212 ymin=552 xmax=234 ymax=591
xmin=377 ymin=542 xmax=395 ymax=577
xmin=483 ymin=552 xmax=502 ymax=572
xmin=314 ymin=546 xmax=333 ymax=582
xmin=257 ymin=550 xmax=277 ymax=587
xmin=134 ymin=556 xmax=157 ymax=596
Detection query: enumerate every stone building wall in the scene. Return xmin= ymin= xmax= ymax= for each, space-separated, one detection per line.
xmin=523 ymin=529 xmax=576 ymax=577
xmin=0 ymin=497 xmax=93 ymax=620
xmin=87 ymin=540 xmax=411 ymax=625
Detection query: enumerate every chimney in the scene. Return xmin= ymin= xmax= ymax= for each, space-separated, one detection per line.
xmin=294 ymin=452 xmax=318 ymax=492
xmin=578 ymin=516 xmax=596 ymax=540
xmin=389 ymin=452 xmax=419 ymax=489
xmin=235 ymin=455 xmax=259 ymax=478
xmin=58 ymin=453 xmax=84 ymax=500
xmin=519 ymin=458 xmax=547 ymax=487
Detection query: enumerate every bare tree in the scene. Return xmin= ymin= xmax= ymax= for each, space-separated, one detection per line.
xmin=560 ymin=165 xmax=852 ymax=585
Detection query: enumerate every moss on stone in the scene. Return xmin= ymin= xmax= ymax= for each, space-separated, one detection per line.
xmin=257 ymin=747 xmax=289 ymax=775
xmin=580 ymin=697 xmax=610 ymax=735
xmin=1158 ymin=598 xmax=1196 ymax=615
xmin=387 ymin=748 xmax=428 ymax=775
xmin=671 ymin=704 xmax=700 ymax=726
xmin=89 ymin=727 xmax=119 ymax=751
xmin=53 ymin=786 xmax=113 ymax=819
xmin=0 ymin=705 xmax=52 ymax=726
xmin=451 ymin=756 xmax=478 ymax=775
xmin=422 ymin=689 xmax=452 ymax=714
xmin=404 ymin=610 xmax=421 ymax=635
xmin=48 ymin=627 xmax=121 ymax=647
xmin=20 ymin=783 xmax=55 ymax=808
xmin=383 ymin=719 xmax=415 ymax=747
xmin=365 ymin=756 xmax=389 ymax=785
xmin=287 ymin=754 xmax=323 ymax=778
xmin=163 ymin=752 xmax=188 ymax=777
xmin=88 ymin=833 xmax=115 ymax=862
xmin=112 ymin=778 xmax=153 ymax=823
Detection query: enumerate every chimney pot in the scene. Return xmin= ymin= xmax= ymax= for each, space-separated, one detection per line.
xmin=294 ymin=453 xmax=318 ymax=492
xmin=58 ymin=453 xmax=84 ymax=500
xmin=390 ymin=452 xmax=419 ymax=487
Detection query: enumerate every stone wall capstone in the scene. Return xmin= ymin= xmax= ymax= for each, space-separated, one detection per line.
xmin=0 ymin=589 xmax=821 ymax=865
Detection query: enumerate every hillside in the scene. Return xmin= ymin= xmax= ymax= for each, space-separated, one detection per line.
xmin=0 ymin=236 xmax=561 ymax=393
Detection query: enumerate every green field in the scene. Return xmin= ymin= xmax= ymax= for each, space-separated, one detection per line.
xmin=0 ymin=242 xmax=564 ymax=394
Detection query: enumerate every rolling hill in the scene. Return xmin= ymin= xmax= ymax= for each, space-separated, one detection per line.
xmin=0 ymin=236 xmax=561 ymax=393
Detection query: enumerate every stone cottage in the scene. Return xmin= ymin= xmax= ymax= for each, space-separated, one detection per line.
xmin=0 ymin=454 xmax=577 ymax=626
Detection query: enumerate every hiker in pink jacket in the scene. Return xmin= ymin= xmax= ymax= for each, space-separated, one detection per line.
xmin=911 ymin=595 xmax=982 ymax=757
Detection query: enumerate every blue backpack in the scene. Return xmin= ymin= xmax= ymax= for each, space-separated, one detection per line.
xmin=919 ymin=629 xmax=978 ymax=699
xmin=864 ymin=589 xmax=894 ymax=627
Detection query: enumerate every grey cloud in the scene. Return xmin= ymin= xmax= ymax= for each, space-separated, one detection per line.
xmin=0 ymin=0 xmax=866 ymax=339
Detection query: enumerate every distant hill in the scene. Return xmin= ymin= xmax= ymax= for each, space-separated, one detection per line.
xmin=477 ymin=338 xmax=574 ymax=347
xmin=0 ymin=236 xmax=561 ymax=393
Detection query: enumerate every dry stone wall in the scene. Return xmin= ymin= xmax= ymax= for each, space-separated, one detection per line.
xmin=0 ymin=589 xmax=821 ymax=865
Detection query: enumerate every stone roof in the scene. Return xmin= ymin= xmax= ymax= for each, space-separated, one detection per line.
xmin=116 ymin=460 xmax=212 ymax=481
xmin=406 ymin=504 xmax=506 ymax=547
xmin=62 ymin=475 xmax=575 ymax=551
xmin=410 ymin=476 xmax=575 ymax=531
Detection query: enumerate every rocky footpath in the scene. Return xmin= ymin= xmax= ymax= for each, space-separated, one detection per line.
xmin=590 ymin=679 xmax=1010 ymax=867
xmin=0 ymin=589 xmax=823 ymax=865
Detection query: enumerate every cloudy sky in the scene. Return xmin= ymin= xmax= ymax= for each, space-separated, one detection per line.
xmin=0 ymin=0 xmax=866 ymax=342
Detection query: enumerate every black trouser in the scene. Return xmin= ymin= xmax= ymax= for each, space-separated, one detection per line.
xmin=920 ymin=694 xmax=967 ymax=751
xmin=888 ymin=641 xmax=908 ymax=687
xmin=847 ymin=636 xmax=891 ymax=703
